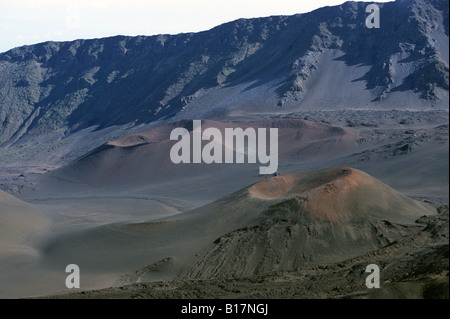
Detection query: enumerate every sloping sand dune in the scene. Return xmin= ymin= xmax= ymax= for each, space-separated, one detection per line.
xmin=0 ymin=190 xmax=47 ymax=256
xmin=48 ymin=119 xmax=358 ymax=190
xmin=38 ymin=167 xmax=434 ymax=291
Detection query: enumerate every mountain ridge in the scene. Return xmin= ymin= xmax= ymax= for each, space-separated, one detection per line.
xmin=0 ymin=0 xmax=448 ymax=149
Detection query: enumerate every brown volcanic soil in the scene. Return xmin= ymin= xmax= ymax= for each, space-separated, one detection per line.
xmin=48 ymin=119 xmax=358 ymax=189
xmin=177 ymin=167 xmax=434 ymax=280
xmin=46 ymin=205 xmax=449 ymax=299
xmin=0 ymin=113 xmax=446 ymax=299
xmin=249 ymin=168 xmax=433 ymax=224
xmin=36 ymin=167 xmax=443 ymax=299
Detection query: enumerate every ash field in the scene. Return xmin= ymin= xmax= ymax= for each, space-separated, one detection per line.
xmin=0 ymin=0 xmax=448 ymax=299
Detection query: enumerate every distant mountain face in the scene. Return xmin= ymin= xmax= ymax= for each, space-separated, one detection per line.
xmin=0 ymin=0 xmax=448 ymax=146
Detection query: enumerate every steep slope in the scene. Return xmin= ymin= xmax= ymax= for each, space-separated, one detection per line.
xmin=0 ymin=190 xmax=47 ymax=255
xmin=179 ymin=167 xmax=435 ymax=279
xmin=0 ymin=0 xmax=448 ymax=149
xmin=39 ymin=166 xmax=434 ymax=286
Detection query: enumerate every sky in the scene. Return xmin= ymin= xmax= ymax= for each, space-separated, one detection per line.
xmin=0 ymin=0 xmax=393 ymax=53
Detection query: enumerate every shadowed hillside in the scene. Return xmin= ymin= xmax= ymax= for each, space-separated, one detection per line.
xmin=179 ymin=167 xmax=435 ymax=279
xmin=0 ymin=0 xmax=447 ymax=151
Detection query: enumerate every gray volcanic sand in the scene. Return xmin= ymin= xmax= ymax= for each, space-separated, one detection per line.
xmin=0 ymin=113 xmax=448 ymax=298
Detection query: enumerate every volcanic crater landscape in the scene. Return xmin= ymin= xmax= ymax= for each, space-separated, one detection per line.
xmin=0 ymin=0 xmax=448 ymax=299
